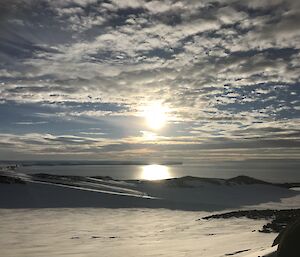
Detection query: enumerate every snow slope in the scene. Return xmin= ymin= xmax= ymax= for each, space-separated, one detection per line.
xmin=0 ymin=171 xmax=299 ymax=210
xmin=0 ymin=208 xmax=279 ymax=257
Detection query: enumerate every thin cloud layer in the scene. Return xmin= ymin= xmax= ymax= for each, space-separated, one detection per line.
xmin=0 ymin=0 xmax=299 ymax=160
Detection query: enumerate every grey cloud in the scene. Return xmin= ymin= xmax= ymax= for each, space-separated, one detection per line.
xmin=0 ymin=0 xmax=299 ymax=160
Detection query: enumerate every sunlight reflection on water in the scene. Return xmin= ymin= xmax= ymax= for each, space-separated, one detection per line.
xmin=140 ymin=165 xmax=172 ymax=180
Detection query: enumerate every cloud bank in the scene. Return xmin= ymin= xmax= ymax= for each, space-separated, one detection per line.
xmin=0 ymin=0 xmax=299 ymax=161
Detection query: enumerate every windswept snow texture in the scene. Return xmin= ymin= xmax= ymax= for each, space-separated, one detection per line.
xmin=0 ymin=208 xmax=278 ymax=257
xmin=0 ymin=171 xmax=299 ymax=210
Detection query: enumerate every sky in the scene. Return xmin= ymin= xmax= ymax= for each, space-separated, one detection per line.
xmin=0 ymin=0 xmax=299 ymax=162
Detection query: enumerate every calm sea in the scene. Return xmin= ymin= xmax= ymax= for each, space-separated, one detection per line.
xmin=17 ymin=159 xmax=300 ymax=183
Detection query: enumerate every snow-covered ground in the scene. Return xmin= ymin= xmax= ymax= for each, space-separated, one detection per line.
xmin=1 ymin=170 xmax=299 ymax=256
xmin=0 ymin=208 xmax=278 ymax=257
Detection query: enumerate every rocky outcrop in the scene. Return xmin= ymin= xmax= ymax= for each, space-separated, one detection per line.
xmin=273 ymin=218 xmax=300 ymax=257
xmin=202 ymin=209 xmax=300 ymax=233
xmin=0 ymin=175 xmax=26 ymax=184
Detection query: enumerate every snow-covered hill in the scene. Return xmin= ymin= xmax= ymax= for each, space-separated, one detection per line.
xmin=1 ymin=171 xmax=299 ymax=210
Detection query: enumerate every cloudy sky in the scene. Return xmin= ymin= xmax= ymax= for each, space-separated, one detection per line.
xmin=0 ymin=0 xmax=299 ymax=162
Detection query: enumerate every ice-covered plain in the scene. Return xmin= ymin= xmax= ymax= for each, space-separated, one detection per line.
xmin=0 ymin=208 xmax=278 ymax=257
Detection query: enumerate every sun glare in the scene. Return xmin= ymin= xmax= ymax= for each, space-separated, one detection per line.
xmin=141 ymin=165 xmax=171 ymax=180
xmin=143 ymin=103 xmax=168 ymax=130
xmin=141 ymin=131 xmax=157 ymax=141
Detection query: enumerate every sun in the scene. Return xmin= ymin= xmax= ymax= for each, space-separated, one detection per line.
xmin=143 ymin=102 xmax=168 ymax=130
xmin=141 ymin=165 xmax=170 ymax=180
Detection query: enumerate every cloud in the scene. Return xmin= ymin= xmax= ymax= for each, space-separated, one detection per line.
xmin=14 ymin=121 xmax=48 ymax=125
xmin=0 ymin=0 xmax=299 ymax=160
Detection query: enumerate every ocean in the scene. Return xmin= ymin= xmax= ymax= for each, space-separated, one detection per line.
xmin=16 ymin=159 xmax=300 ymax=183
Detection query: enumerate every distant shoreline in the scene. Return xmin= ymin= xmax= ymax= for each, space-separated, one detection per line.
xmin=0 ymin=161 xmax=183 ymax=167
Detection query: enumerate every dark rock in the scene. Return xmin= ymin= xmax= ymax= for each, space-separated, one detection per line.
xmin=0 ymin=175 xmax=26 ymax=184
xmin=275 ymin=218 xmax=300 ymax=257
xmin=201 ymin=209 xmax=300 ymax=233
xmin=225 ymin=249 xmax=251 ymax=256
